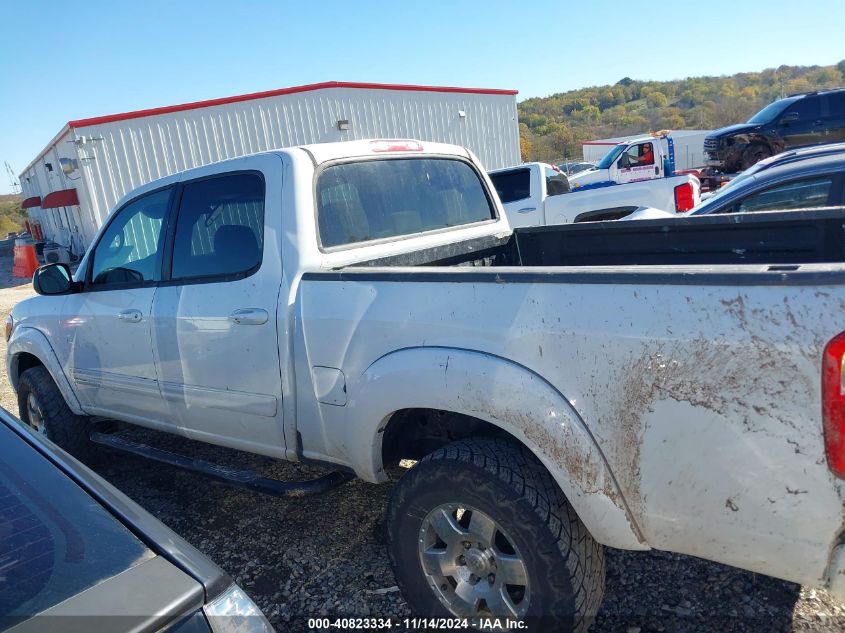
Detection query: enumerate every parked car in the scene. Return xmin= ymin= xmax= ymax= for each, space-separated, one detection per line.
xmin=556 ymin=161 xmax=594 ymax=176
xmin=626 ymin=148 xmax=845 ymax=220
xmin=7 ymin=139 xmax=845 ymax=631
xmin=703 ymin=88 xmax=845 ymax=176
xmin=0 ymin=405 xmax=273 ymax=632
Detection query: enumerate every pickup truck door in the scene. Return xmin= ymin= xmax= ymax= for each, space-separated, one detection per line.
xmin=60 ymin=187 xmax=173 ymax=423
xmin=489 ymin=166 xmax=543 ymax=228
xmin=150 ymin=156 xmax=286 ymax=457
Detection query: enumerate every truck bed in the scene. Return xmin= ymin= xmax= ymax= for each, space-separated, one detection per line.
xmin=353 ymin=208 xmax=845 ymax=269
xmin=298 ymin=209 xmax=845 ymax=590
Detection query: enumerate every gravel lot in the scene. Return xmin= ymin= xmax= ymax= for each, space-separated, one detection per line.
xmin=0 ymin=254 xmax=843 ymax=632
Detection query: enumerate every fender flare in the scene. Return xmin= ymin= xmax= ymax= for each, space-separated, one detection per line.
xmin=7 ymin=326 xmax=85 ymax=416
xmin=347 ymin=346 xmax=647 ymax=550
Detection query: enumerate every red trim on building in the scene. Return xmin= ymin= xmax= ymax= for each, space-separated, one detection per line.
xmin=582 ymin=141 xmax=622 ymax=146
xmin=21 ymin=196 xmax=42 ymax=208
xmin=68 ymin=81 xmax=520 ymax=129
xmin=41 ymin=188 xmax=79 ymax=208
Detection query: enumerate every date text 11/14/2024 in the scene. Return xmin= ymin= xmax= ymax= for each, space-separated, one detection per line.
xmin=307 ymin=617 xmax=527 ymax=630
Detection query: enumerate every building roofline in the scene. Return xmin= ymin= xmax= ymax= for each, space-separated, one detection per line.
xmin=20 ymin=124 xmax=71 ymax=181
xmin=22 ymin=81 xmax=518 ymax=179
xmin=68 ymin=81 xmax=518 ymax=128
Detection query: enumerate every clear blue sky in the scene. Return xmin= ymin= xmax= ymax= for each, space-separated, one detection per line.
xmin=1 ymin=0 xmax=843 ymax=193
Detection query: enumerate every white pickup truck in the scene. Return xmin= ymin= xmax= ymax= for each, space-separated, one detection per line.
xmin=7 ymin=139 xmax=845 ymax=631
xmin=489 ymin=159 xmax=699 ymax=228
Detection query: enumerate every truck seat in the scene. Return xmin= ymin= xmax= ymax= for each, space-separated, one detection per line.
xmin=319 ymin=199 xmax=370 ymax=246
xmin=211 ymin=225 xmax=261 ymax=274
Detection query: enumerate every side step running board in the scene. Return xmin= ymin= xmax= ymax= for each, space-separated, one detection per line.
xmin=89 ymin=431 xmax=354 ymax=498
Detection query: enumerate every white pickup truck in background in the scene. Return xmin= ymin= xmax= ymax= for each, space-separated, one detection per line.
xmin=489 ymin=157 xmax=698 ymax=228
xmin=6 ymin=139 xmax=845 ymax=631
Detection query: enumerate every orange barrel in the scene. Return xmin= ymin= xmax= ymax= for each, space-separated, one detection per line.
xmin=12 ymin=239 xmax=40 ymax=279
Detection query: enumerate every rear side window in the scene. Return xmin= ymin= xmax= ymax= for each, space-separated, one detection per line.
xmin=826 ymin=91 xmax=845 ymax=114
xmin=490 ymin=169 xmax=531 ymax=203
xmin=316 ymin=158 xmax=494 ymax=249
xmin=171 ymin=173 xmax=264 ymax=280
xmin=735 ymin=176 xmax=835 ymax=213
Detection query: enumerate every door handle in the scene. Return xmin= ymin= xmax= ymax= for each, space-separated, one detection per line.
xmin=117 ymin=309 xmax=143 ymax=324
xmin=229 ymin=308 xmax=269 ymax=325
xmin=517 ymin=207 xmax=537 ymax=214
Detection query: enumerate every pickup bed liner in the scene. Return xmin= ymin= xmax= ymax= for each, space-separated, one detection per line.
xmin=352 ymin=208 xmax=845 ymax=269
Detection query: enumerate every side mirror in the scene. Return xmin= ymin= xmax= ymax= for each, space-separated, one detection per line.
xmin=617 ymin=155 xmax=630 ymax=169
xmin=780 ymin=111 xmax=799 ymax=124
xmin=33 ymin=263 xmax=77 ymax=296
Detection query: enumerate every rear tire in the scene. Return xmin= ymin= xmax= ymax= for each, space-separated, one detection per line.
xmin=741 ymin=143 xmax=772 ymax=170
xmin=386 ymin=437 xmax=604 ymax=632
xmin=17 ymin=366 xmax=93 ymax=461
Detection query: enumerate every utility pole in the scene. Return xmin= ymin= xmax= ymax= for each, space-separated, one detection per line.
xmin=4 ymin=162 xmax=20 ymax=195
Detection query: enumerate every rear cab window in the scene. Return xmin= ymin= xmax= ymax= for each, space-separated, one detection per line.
xmin=544 ymin=167 xmax=571 ymax=196
xmin=316 ymin=158 xmax=495 ymax=249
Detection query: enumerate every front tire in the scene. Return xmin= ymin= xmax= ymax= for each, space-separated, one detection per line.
xmin=741 ymin=143 xmax=772 ymax=170
xmin=386 ymin=438 xmax=604 ymax=632
xmin=17 ymin=366 xmax=93 ymax=461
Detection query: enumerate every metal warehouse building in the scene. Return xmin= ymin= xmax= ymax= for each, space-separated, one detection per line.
xmin=19 ymin=81 xmax=520 ymax=255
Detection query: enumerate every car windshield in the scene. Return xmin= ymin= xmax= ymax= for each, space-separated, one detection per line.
xmin=0 ymin=421 xmax=153 ymax=628
xmin=746 ymin=98 xmax=797 ymax=124
xmin=596 ymin=145 xmax=626 ymax=169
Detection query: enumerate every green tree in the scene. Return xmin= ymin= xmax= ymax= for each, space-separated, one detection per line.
xmin=517 ymin=61 xmax=844 ymax=162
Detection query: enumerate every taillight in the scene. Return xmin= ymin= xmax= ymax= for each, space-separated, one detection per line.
xmin=674 ymin=182 xmax=695 ymax=212
xmin=822 ymin=332 xmax=845 ymax=478
xmin=4 ymin=314 xmax=13 ymax=342
xmin=370 ymin=140 xmax=424 ymax=153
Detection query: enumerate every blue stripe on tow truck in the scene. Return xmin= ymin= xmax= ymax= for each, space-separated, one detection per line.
xmin=571 ymin=180 xmax=617 ymax=192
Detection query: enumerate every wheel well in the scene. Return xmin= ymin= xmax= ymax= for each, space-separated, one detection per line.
xmin=381 ymin=408 xmax=518 ymax=468
xmin=12 ymin=352 xmax=43 ymax=385
xmin=744 ymin=136 xmax=775 ymax=156
xmin=574 ymin=206 xmax=638 ymax=223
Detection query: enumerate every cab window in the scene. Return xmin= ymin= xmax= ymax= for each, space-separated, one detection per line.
xmin=89 ymin=188 xmax=172 ymax=286
xmin=782 ymin=97 xmax=821 ymax=121
xmin=734 ymin=176 xmax=835 ymax=213
xmin=170 ymin=173 xmax=265 ymax=280
xmin=622 ymin=143 xmax=654 ymax=167
xmin=490 ymin=168 xmax=531 ymax=203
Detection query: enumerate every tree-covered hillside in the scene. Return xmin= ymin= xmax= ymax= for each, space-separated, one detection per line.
xmin=0 ymin=194 xmax=27 ymax=236
xmin=519 ymin=61 xmax=845 ymax=164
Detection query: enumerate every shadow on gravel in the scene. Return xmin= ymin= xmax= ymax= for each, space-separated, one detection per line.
xmin=88 ymin=427 xmax=813 ymax=633
xmin=596 ymin=548 xmax=801 ymax=632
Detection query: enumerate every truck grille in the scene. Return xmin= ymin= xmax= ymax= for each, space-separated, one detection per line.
xmin=704 ymin=137 xmax=720 ymax=152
